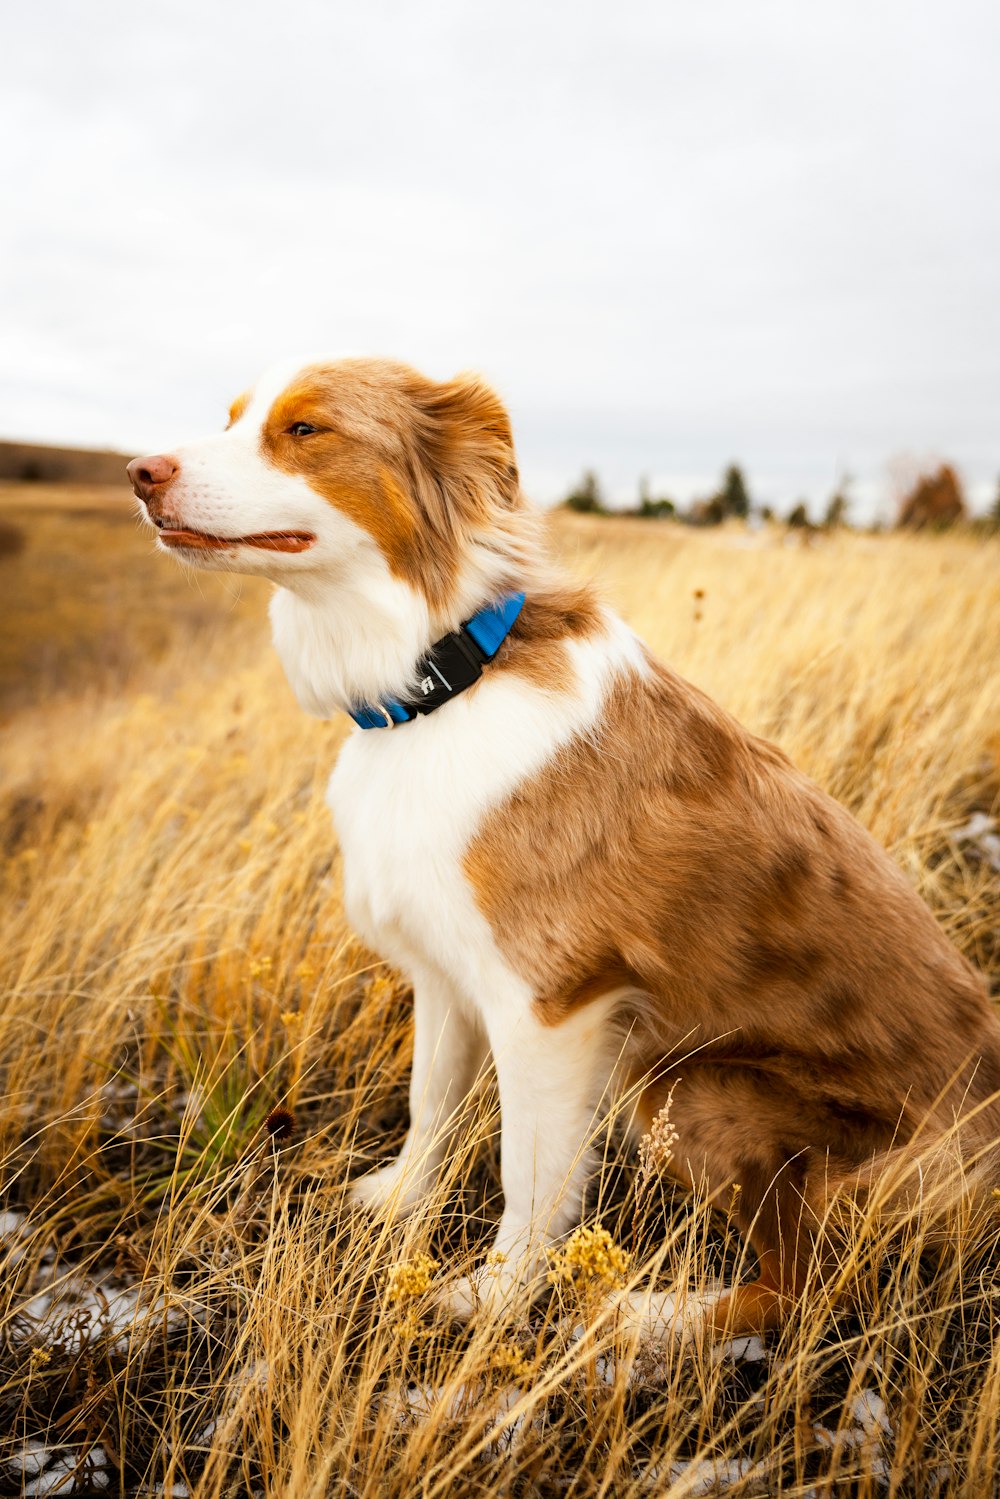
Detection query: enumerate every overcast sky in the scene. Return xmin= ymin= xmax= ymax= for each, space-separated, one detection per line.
xmin=3 ymin=0 xmax=999 ymax=519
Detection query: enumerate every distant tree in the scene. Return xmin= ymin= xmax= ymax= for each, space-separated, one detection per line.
xmin=709 ymin=463 xmax=751 ymax=520
xmin=633 ymin=477 xmax=676 ymax=519
xmin=629 ymin=477 xmax=672 ymax=519
xmin=897 ymin=464 xmax=966 ymax=530
xmin=787 ymin=502 xmax=810 ymax=529
xmin=824 ymin=490 xmax=850 ymax=528
xmin=638 ymin=497 xmax=676 ymax=519
xmin=686 ymin=494 xmax=728 ymax=526
xmin=759 ymin=505 xmax=775 ymax=524
xmin=563 ymin=469 xmax=605 ymax=514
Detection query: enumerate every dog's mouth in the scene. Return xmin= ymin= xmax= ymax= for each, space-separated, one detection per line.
xmin=154 ymin=519 xmax=316 ymax=553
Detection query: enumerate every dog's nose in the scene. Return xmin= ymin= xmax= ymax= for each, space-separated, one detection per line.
xmin=127 ymin=454 xmax=180 ymax=515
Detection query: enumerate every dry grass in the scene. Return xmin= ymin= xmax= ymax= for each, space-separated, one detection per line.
xmin=1 ymin=485 xmax=999 ymax=1496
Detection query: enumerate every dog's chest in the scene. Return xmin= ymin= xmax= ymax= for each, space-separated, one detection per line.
xmin=324 ymin=623 xmax=640 ymax=990
xmin=328 ymin=721 xmax=486 ymax=972
xmin=325 ymin=666 xmax=600 ymax=987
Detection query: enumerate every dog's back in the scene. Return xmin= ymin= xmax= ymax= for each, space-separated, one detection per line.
xmin=470 ymin=637 xmax=999 ymax=1133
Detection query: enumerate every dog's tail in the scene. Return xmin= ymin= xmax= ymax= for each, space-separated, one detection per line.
xmin=820 ymin=1083 xmax=1000 ymax=1242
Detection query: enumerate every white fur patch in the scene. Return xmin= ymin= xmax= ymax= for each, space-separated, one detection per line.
xmin=333 ymin=611 xmax=650 ymax=1289
xmin=138 ymin=357 xmax=378 ymax=587
xmin=328 ymin=609 xmax=645 ymax=995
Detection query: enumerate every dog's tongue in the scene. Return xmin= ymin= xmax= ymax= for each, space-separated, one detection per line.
xmin=160 ymin=528 xmax=232 ymax=550
xmin=160 ymin=528 xmax=314 ymax=553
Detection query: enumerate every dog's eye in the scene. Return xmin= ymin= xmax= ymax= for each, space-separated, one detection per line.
xmin=286 ymin=422 xmax=319 ymax=437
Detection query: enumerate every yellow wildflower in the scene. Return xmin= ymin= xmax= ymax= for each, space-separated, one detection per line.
xmin=548 ymin=1225 xmax=630 ymax=1290
xmin=393 ymin=1308 xmax=423 ymax=1341
xmin=491 ymin=1344 xmax=536 ymax=1384
xmin=384 ymin=1252 xmax=439 ymax=1303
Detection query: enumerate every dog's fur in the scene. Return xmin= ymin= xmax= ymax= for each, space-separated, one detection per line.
xmin=130 ymin=357 xmax=1000 ymax=1333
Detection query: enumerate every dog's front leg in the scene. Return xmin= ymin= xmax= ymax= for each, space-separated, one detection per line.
xmin=351 ymin=966 xmax=484 ymax=1220
xmin=443 ymin=994 xmax=620 ymax=1319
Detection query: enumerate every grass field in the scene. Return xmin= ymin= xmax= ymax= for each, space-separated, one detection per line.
xmin=2 ymin=482 xmax=1000 ymax=1497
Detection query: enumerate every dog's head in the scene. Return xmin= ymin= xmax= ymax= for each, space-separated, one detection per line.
xmin=128 ymin=358 xmax=528 ymax=615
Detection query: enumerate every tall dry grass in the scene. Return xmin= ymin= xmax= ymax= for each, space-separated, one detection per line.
xmin=1 ymin=487 xmax=999 ymax=1496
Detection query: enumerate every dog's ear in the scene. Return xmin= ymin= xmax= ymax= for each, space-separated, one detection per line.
xmin=405 ymin=372 xmax=521 ymax=521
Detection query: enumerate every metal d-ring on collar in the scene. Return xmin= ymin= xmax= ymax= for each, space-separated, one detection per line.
xmin=348 ymin=591 xmax=526 ymax=731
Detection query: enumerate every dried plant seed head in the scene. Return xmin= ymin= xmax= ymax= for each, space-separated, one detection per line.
xmin=384 ymin=1252 xmax=439 ymax=1302
xmin=264 ymin=1105 xmax=297 ymax=1142
xmin=491 ymin=1345 xmax=536 ymax=1384
xmin=548 ymin=1225 xmax=630 ymax=1290
xmin=638 ymin=1083 xmax=680 ymax=1198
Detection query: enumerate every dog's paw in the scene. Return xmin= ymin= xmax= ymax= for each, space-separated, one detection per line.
xmin=436 ymin=1268 xmax=519 ymax=1322
xmin=435 ymin=1253 xmax=542 ymax=1324
xmin=609 ymin=1285 xmax=722 ymax=1346
xmin=349 ymin=1161 xmax=430 ymax=1222
xmin=436 ymin=1271 xmax=484 ymax=1323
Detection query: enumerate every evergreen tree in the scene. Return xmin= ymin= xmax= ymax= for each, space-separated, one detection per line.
xmin=564 ymin=470 xmax=605 ymax=514
xmin=824 ymin=491 xmax=849 ymax=528
xmin=723 ymin=464 xmax=750 ymax=518
xmin=636 ymin=476 xmax=676 ymax=519
xmin=709 ymin=464 xmax=751 ymax=520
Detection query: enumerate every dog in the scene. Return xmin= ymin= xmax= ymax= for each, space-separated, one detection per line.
xmin=129 ymin=357 xmax=1000 ymax=1334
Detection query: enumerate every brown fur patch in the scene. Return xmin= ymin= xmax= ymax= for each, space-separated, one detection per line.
xmin=227 ymin=391 xmax=250 ymax=428
xmin=488 ymin=586 xmax=605 ymax=692
xmin=259 ymin=360 xmax=527 ymax=614
xmin=464 ymin=641 xmax=1000 ymax=1300
xmin=739 ymin=938 xmax=825 ymax=986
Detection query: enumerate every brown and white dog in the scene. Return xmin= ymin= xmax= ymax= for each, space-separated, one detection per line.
xmin=129 ymin=357 xmax=1000 ymax=1334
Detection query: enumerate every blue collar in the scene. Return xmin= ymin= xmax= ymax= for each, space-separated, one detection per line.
xmin=349 ymin=591 xmax=526 ymax=729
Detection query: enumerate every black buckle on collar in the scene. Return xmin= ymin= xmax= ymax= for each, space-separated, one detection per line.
xmin=406 ymin=624 xmax=489 ymax=717
xmin=349 ymin=592 xmax=526 ymax=729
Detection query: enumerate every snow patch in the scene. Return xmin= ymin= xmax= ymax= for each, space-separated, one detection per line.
xmin=645 ymin=1455 xmax=759 ymax=1494
xmin=9 ymin=1444 xmax=110 ymax=1495
xmin=18 ymin=1265 xmax=185 ymax=1353
xmin=711 ymin=1334 xmax=767 ymax=1366
xmin=850 ymin=1388 xmax=892 ymax=1437
xmin=953 ymin=813 xmax=1000 ymax=872
xmin=12 ymin=1441 xmax=52 ymax=1478
xmin=813 ymin=1386 xmax=894 ymax=1484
